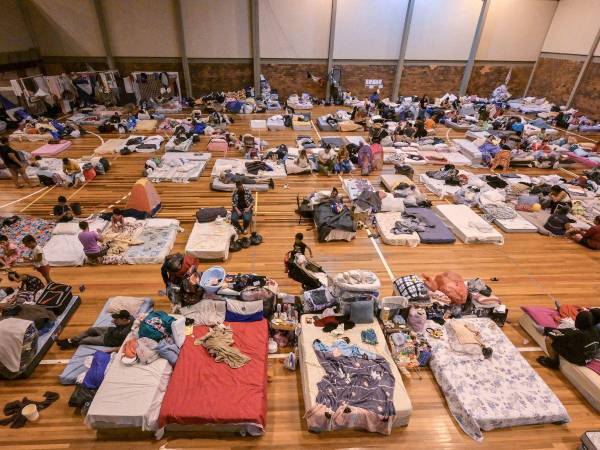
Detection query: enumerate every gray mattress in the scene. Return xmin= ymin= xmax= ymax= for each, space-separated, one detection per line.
xmin=211 ymin=178 xmax=270 ymax=192
xmin=404 ymin=207 xmax=456 ymax=244
xmin=317 ymin=117 xmax=338 ymax=132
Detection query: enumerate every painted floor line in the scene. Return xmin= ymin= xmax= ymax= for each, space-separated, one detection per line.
xmin=0 ymin=186 xmax=48 ymax=209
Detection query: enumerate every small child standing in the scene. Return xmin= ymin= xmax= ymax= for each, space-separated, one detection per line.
xmin=292 ymin=232 xmax=313 ymax=257
xmin=22 ymin=234 xmax=51 ymax=283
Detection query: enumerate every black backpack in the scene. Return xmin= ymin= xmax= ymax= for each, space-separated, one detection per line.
xmin=38 ymin=174 xmax=55 ymax=186
xmin=99 ymin=157 xmax=110 ymax=172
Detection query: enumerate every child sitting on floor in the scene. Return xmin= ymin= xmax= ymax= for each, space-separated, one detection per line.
xmin=0 ymin=235 xmax=19 ymax=269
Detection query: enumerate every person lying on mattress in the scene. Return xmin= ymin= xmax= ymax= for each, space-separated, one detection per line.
xmin=566 ymin=215 xmax=600 ymax=250
xmin=57 ymin=309 xmax=133 ymax=350
xmin=218 ymin=170 xmax=275 ymax=189
xmin=537 ymin=310 xmax=600 ymax=369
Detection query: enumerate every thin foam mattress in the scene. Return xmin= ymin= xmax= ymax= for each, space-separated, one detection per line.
xmin=434 ymin=204 xmax=504 ymax=244
xmin=185 ymin=220 xmax=237 ymax=260
xmin=375 ymin=212 xmax=419 ymax=247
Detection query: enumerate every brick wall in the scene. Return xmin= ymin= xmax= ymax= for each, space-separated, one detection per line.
xmin=528 ymin=57 xmax=583 ymax=106
xmin=467 ymin=64 xmax=533 ymax=98
xmin=43 ymin=60 xmax=109 ymax=75
xmin=572 ymin=61 xmax=600 ymax=120
xmin=261 ymin=63 xmax=327 ymax=99
xmin=399 ymin=65 xmax=464 ymax=98
xmin=338 ymin=64 xmax=396 ymax=99
xmin=189 ymin=62 xmax=252 ymax=96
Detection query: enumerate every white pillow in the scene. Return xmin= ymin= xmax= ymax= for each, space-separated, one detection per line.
xmin=145 ymin=218 xmax=180 ymax=229
xmin=52 ymin=222 xmax=80 ymax=235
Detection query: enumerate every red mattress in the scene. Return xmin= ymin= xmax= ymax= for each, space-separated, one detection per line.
xmin=158 ymin=320 xmax=268 ymax=432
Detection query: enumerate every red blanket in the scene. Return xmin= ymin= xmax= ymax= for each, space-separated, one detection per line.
xmin=158 ymin=320 xmax=268 ymax=430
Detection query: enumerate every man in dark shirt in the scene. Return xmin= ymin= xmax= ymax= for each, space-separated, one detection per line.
xmin=57 ymin=309 xmax=133 ymax=349
xmin=231 ymin=181 xmax=254 ymax=233
xmin=52 ymin=196 xmax=73 ymax=222
xmin=0 ymin=136 xmax=34 ymax=188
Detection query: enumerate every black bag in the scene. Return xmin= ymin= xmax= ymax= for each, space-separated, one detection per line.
xmin=69 ymin=385 xmax=96 ymax=408
xmin=283 ymin=115 xmax=292 ymax=128
xmin=36 ymin=282 xmax=73 ymax=315
xmin=38 ymin=174 xmax=56 ymax=186
xmin=195 ymin=207 xmax=228 ymax=223
xmin=99 ymin=157 xmax=110 ymax=172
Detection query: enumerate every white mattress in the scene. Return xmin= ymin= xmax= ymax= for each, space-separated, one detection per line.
xmin=375 ymin=212 xmax=419 ymax=247
xmin=494 ymin=213 xmax=538 ymax=233
xmin=94 ymin=139 xmax=129 ymax=155
xmin=85 ymin=354 xmax=173 ymax=431
xmin=267 ymin=117 xmax=286 ymax=130
xmin=298 ymin=315 xmax=412 ymax=432
xmin=123 ymin=226 xmax=178 ymax=265
xmin=444 ymin=151 xmax=472 ymax=166
xmin=419 ymin=173 xmax=461 ymax=197
xmin=165 ymin=136 xmax=193 ymax=152
xmin=185 ymin=220 xmax=237 ymax=260
xmin=519 ymin=314 xmax=600 ymax=413
xmin=43 ymin=234 xmax=85 ymax=267
xmin=380 ymin=174 xmax=413 ymax=192
xmin=453 ymin=139 xmax=482 ymax=164
xmin=250 ymin=119 xmax=267 ymax=130
xmin=292 ymin=120 xmax=312 ymax=131
xmin=148 ymin=157 xmax=208 ymax=183
xmin=211 ymin=158 xmax=287 ymax=179
xmin=465 ymin=131 xmax=489 ymax=141
xmin=434 ymin=204 xmax=504 ymax=244
xmin=345 ymin=136 xmax=366 ymax=146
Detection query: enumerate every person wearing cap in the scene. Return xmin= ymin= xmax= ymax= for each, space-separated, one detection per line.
xmin=57 ymin=309 xmax=133 ymax=349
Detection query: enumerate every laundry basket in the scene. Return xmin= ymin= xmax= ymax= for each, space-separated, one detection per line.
xmin=200 ymin=266 xmax=226 ymax=294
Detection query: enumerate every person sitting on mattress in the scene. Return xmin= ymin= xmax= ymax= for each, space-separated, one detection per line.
xmin=110 ymin=208 xmax=125 ymax=231
xmin=161 ymin=253 xmax=199 ymax=288
xmin=53 ymin=196 xmax=73 ymax=222
xmin=566 ymin=215 xmax=600 ymax=250
xmin=333 ymin=146 xmax=352 ymax=174
xmin=317 ymin=145 xmax=335 ymax=176
xmin=538 ymin=310 xmax=600 ymax=369
xmin=78 ymin=221 xmax=107 ymax=265
xmin=0 ymin=235 xmax=19 ymax=269
xmin=231 ymin=181 xmax=254 ymax=234
xmin=413 ymin=120 xmax=428 ymax=139
xmin=57 ymin=309 xmax=133 ymax=350
xmin=0 ymin=136 xmax=35 ymax=188
xmin=543 ymin=185 xmax=572 ymax=213
xmin=295 ymin=148 xmax=311 ymax=170
xmin=62 ymin=158 xmax=82 ymax=188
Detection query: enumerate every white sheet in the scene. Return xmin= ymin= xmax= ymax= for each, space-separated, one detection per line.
xmin=43 ymin=234 xmax=85 ymax=267
xmin=185 ymin=220 xmax=237 ymax=260
xmin=434 ymin=204 xmax=504 ymax=244
xmin=94 ymin=139 xmax=129 ymax=155
xmin=419 ymin=173 xmax=462 ymax=197
xmin=494 ymin=213 xmax=538 ymax=233
xmin=453 ymin=139 xmax=482 ymax=164
xmin=85 ymin=355 xmax=172 ymax=431
xmin=375 ymin=212 xmax=419 ymax=247
xmin=211 ymin=158 xmax=287 ymax=179
xmin=298 ymin=315 xmax=412 ymax=432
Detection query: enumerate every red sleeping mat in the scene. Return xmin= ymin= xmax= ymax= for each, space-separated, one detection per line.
xmin=158 ymin=320 xmax=268 ymax=434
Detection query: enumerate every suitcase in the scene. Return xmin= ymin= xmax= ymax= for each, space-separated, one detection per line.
xmin=36 ymin=282 xmax=73 ymax=315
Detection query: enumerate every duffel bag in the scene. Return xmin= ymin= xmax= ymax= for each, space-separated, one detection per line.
xmin=36 ymin=282 xmax=73 ymax=315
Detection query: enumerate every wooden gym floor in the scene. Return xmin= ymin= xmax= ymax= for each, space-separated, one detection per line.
xmin=1 ymin=107 xmax=599 ymax=449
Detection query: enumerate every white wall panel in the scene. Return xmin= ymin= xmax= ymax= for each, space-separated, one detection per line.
xmin=406 ymin=0 xmax=481 ymax=60
xmin=259 ymin=0 xmax=331 ymax=59
xmin=182 ymin=0 xmax=251 ymax=58
xmin=542 ymin=0 xmax=600 ymax=55
xmin=478 ymin=0 xmax=557 ymax=61
xmin=333 ymin=0 xmax=408 ymax=60
xmin=28 ymin=0 xmax=104 ymax=56
xmin=0 ymin=0 xmax=34 ymax=52
xmin=103 ymin=0 xmax=178 ymax=57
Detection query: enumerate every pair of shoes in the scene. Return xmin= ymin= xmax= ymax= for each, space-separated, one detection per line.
xmin=57 ymin=339 xmax=76 ymax=349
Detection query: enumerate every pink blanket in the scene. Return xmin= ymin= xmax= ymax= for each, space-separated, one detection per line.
xmin=521 ymin=306 xmax=558 ymax=328
xmin=32 ymin=141 xmax=71 ymax=157
xmin=567 ymin=152 xmax=600 ymax=168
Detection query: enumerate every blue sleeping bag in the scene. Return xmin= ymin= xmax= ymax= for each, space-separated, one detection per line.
xmin=81 ymin=351 xmax=111 ymax=389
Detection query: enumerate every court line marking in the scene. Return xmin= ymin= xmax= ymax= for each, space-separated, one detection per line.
xmin=0 ymin=186 xmax=48 ymax=209
xmin=19 ymin=185 xmax=56 ymax=213
xmin=365 ymin=228 xmax=395 ymax=282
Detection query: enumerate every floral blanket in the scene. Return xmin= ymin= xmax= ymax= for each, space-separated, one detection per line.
xmin=0 ymin=216 xmax=55 ymax=263
xmin=425 ymin=318 xmax=570 ymax=441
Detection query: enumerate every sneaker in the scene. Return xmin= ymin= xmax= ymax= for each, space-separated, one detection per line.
xmin=537 ymin=356 xmax=559 ymax=370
